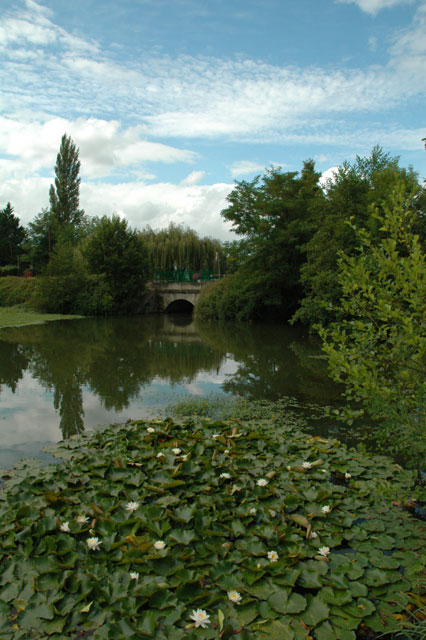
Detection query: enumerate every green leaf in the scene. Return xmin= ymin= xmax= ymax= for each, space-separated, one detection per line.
xmin=301 ymin=596 xmax=329 ymax=628
xmin=267 ymin=589 xmax=290 ymax=613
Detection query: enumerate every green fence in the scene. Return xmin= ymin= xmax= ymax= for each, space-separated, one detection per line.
xmin=152 ymin=269 xmax=222 ymax=283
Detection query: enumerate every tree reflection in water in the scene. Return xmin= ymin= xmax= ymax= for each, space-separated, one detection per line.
xmin=0 ymin=316 xmax=342 ymax=443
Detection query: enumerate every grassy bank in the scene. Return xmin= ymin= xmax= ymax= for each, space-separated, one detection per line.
xmin=0 ymin=305 xmax=83 ymax=329
xmin=0 ymin=416 xmax=424 ymax=639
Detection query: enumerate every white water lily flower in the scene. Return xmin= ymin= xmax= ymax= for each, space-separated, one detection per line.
xmin=129 ymin=572 xmax=139 ymax=580
xmin=267 ymin=550 xmax=279 ymax=563
xmin=318 ymin=546 xmax=330 ymax=557
xmin=59 ymin=521 xmax=70 ymax=532
xmin=190 ymin=609 xmax=211 ymax=628
xmin=345 ymin=472 xmax=352 ymax=479
xmin=219 ymin=472 xmax=231 ymax=479
xmin=154 ymin=540 xmax=166 ymax=550
xmin=287 ymin=465 xmax=292 ymax=471
xmin=76 ymin=515 xmax=90 ymax=524
xmin=249 ymin=507 xmax=257 ymax=515
xmin=321 ymin=505 xmax=331 ymax=514
xmin=125 ymin=501 xmax=140 ymax=512
xmin=87 ymin=537 xmax=101 ymax=551
xmin=257 ymin=478 xmax=268 ymax=486
xmin=172 ymin=448 xmax=181 ymax=455
xmin=147 ymin=427 xmax=155 ymax=433
xmin=227 ymin=590 xmax=242 ymax=604
xmin=310 ymin=531 xmax=318 ymax=539
xmin=224 ymin=449 xmax=230 ymax=454
xmin=156 ymin=452 xmax=165 ymax=458
xmin=321 ymin=469 xmax=328 ymax=473
xmin=302 ymin=461 xmax=312 ymax=469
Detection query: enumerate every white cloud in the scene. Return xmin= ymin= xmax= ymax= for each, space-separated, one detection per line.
xmin=335 ymin=0 xmax=415 ymax=15
xmin=0 ymin=116 xmax=197 ymax=179
xmin=80 ymin=181 xmax=234 ymax=240
xmin=180 ymin=170 xmax=205 ymax=185
xmin=230 ymin=161 xmax=265 ymax=177
xmin=1 ymin=1 xmax=424 ymax=148
xmin=320 ymin=167 xmax=339 ymax=187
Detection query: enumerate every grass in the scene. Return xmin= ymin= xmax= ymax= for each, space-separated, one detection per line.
xmin=0 ymin=305 xmax=83 ymax=329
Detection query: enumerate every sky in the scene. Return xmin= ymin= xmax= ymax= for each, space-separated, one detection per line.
xmin=0 ymin=0 xmax=425 ymax=240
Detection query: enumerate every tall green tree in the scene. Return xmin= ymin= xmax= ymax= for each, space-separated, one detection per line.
xmin=85 ymin=215 xmax=150 ymax=313
xmin=0 ymin=202 xmax=26 ymax=269
xmin=49 ymin=133 xmax=84 ymax=228
xmin=319 ymin=182 xmax=426 ymax=466
xmin=293 ymin=147 xmax=425 ymax=326
xmin=196 ymin=160 xmax=324 ymax=321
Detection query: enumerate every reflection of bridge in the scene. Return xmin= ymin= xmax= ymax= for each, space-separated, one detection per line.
xmin=145 ymin=281 xmax=211 ymax=313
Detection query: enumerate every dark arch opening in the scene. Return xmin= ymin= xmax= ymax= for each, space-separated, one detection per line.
xmin=166 ymin=299 xmax=194 ymax=313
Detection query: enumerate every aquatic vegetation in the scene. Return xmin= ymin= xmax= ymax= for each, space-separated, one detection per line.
xmin=0 ymin=417 xmax=424 ymax=639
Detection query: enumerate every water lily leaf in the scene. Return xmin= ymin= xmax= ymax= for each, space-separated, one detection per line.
xmin=255 ymin=619 xmax=294 ymax=639
xmin=301 ymin=595 xmax=329 ymax=628
xmin=267 ymin=589 xmax=290 ymax=613
xmin=363 ymin=568 xmax=390 ymax=587
xmin=298 ymin=560 xmax=328 ymax=588
xmin=284 ymin=592 xmax=307 ymax=614
xmin=168 ymin=529 xmax=196 ymax=545
xmin=315 ymin=621 xmax=356 ymax=640
xmin=340 ymin=598 xmax=375 ymax=618
xmin=236 ymin=604 xmax=259 ymax=626
xmin=0 ymin=581 xmax=21 ymax=603
xmin=319 ymin=586 xmax=352 ymax=606
xmin=289 ymin=514 xmax=309 ymax=528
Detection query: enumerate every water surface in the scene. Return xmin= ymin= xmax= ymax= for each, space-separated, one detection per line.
xmin=0 ymin=315 xmax=343 ymax=467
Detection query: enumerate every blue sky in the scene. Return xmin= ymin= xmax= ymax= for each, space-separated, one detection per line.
xmin=0 ymin=0 xmax=425 ymax=239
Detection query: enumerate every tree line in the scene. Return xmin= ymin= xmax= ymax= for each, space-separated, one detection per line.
xmin=0 ymin=134 xmax=227 ymax=314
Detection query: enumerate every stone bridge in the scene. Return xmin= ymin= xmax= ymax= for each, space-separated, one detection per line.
xmin=144 ymin=281 xmax=211 ymax=313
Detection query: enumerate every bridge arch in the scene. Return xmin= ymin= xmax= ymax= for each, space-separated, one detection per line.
xmin=166 ymin=299 xmax=194 ymax=313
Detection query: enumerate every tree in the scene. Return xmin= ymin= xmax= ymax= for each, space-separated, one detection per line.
xmin=49 ymin=134 xmax=84 ymax=228
xmin=293 ymin=147 xmax=425 ymax=326
xmin=26 ymin=209 xmax=60 ymax=273
xmin=196 ymin=161 xmax=323 ymax=321
xmin=0 ymin=202 xmax=26 ymax=269
xmin=140 ymin=222 xmax=225 ymax=273
xmin=85 ymin=215 xmax=150 ymax=313
xmin=319 ymin=182 xmax=426 ymax=466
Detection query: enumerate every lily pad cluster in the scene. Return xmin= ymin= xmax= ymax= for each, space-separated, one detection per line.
xmin=0 ymin=417 xmax=425 ymax=639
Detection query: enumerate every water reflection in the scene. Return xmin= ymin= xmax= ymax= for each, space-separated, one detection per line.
xmin=0 ymin=316 xmax=341 ymax=454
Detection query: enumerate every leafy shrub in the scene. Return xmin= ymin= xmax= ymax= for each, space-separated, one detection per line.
xmin=0 ymin=276 xmax=38 ymax=307
xmin=0 ymin=417 xmax=424 ymax=639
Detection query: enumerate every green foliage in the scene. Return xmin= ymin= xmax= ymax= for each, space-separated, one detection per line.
xmin=0 ymin=417 xmax=424 ymax=638
xmin=198 ymin=161 xmax=324 ymax=321
xmin=35 ymin=242 xmax=113 ymax=315
xmin=0 ymin=202 xmax=26 ymax=269
xmin=85 ymin=215 xmax=150 ymax=314
xmin=319 ymin=182 xmax=426 ymax=466
xmin=294 ymin=146 xmax=425 ymax=326
xmin=140 ymin=222 xmax=225 ymax=273
xmin=49 ymin=133 xmax=84 ymax=227
xmin=195 ymin=273 xmax=272 ymax=321
xmin=0 ymin=276 xmax=38 ymax=307
xmin=26 ymin=209 xmax=60 ymax=273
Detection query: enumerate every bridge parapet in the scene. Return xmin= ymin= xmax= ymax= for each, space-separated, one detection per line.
xmin=145 ymin=280 xmax=212 ymax=313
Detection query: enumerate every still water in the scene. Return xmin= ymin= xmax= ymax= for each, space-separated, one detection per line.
xmin=0 ymin=315 xmax=343 ymax=468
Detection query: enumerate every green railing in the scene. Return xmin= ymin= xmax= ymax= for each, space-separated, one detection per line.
xmin=152 ymin=269 xmax=222 ymax=283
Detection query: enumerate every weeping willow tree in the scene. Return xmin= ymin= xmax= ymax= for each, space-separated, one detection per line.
xmin=140 ymin=223 xmax=226 ymax=273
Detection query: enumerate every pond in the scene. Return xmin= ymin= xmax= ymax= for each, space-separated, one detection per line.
xmin=0 ymin=314 xmax=346 ymax=469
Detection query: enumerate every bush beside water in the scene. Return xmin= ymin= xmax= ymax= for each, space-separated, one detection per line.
xmin=0 ymin=417 xmax=424 ymax=639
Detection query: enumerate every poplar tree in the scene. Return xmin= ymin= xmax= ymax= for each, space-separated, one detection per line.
xmin=49 ymin=134 xmax=84 ymax=228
